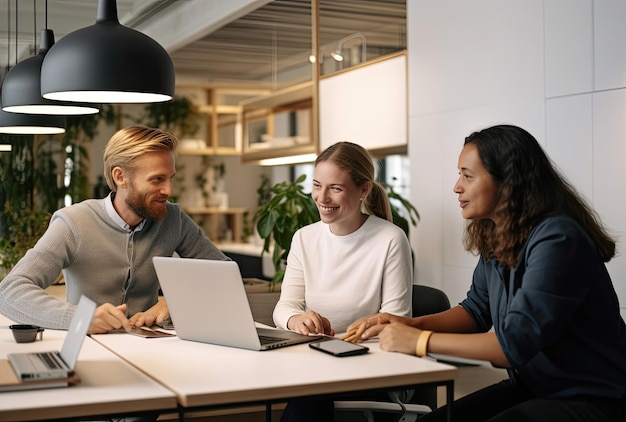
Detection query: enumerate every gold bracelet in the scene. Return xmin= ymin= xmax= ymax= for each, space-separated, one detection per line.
xmin=415 ymin=330 xmax=433 ymax=357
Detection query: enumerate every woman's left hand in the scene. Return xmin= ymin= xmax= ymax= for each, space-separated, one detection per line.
xmin=343 ymin=312 xmax=409 ymax=343
xmin=379 ymin=322 xmax=423 ymax=355
xmin=129 ymin=297 xmax=170 ymax=327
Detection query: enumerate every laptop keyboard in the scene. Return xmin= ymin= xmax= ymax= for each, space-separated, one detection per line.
xmin=259 ymin=334 xmax=288 ymax=345
xmin=35 ymin=352 xmax=63 ymax=370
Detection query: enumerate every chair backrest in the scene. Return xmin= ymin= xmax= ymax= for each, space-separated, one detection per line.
xmin=412 ymin=285 xmax=451 ymax=317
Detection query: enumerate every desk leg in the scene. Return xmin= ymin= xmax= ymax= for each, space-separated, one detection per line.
xmin=446 ymin=380 xmax=454 ymax=422
xmin=231 ymin=213 xmax=242 ymax=243
xmin=266 ymin=402 xmax=272 ymax=422
xmin=209 ymin=214 xmax=219 ymax=241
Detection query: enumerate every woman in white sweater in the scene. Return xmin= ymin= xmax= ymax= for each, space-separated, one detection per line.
xmin=273 ymin=141 xmax=412 ymax=335
xmin=275 ymin=141 xmax=413 ymax=422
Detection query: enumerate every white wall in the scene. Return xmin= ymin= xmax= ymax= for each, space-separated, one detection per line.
xmin=407 ymin=0 xmax=626 ymax=319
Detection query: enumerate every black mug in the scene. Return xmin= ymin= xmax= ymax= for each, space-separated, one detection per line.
xmin=9 ymin=324 xmax=45 ymax=343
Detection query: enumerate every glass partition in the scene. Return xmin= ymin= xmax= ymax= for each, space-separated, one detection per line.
xmin=178 ymin=0 xmax=407 ymax=162
xmin=318 ymin=0 xmax=406 ymax=76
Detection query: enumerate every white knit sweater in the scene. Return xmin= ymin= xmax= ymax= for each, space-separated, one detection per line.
xmin=273 ymin=215 xmax=413 ymax=333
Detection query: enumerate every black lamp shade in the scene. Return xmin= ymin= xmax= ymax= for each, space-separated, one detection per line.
xmin=2 ymin=30 xmax=99 ymax=115
xmin=40 ymin=0 xmax=175 ymax=104
xmin=0 ymin=106 xmax=66 ymax=134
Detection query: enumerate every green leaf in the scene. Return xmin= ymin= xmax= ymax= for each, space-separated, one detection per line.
xmin=254 ymin=174 xmax=320 ymax=285
xmin=256 ymin=209 xmax=279 ymax=239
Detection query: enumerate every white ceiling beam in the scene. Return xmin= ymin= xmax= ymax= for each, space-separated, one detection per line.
xmin=132 ymin=0 xmax=273 ymax=53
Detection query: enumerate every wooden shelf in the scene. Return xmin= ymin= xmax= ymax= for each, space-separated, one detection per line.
xmin=178 ymin=148 xmax=240 ymax=156
xmin=185 ymin=207 xmax=248 ymax=243
xmin=240 ymin=81 xmax=313 ymax=110
xmin=198 ymin=104 xmax=241 ymax=115
xmin=185 ymin=207 xmax=247 ymax=214
xmin=177 ymin=87 xmax=268 ymax=156
xmin=241 ymin=81 xmax=315 ymax=163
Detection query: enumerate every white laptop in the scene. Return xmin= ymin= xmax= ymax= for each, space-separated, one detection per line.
xmin=153 ymin=256 xmax=323 ymax=351
xmin=8 ymin=295 xmax=96 ymax=381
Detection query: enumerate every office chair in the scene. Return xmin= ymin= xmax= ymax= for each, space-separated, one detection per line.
xmin=411 ymin=284 xmax=451 ymax=318
xmin=334 ymin=284 xmax=451 ymax=422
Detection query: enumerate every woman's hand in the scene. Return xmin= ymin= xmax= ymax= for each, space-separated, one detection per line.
xmin=89 ymin=303 xmax=131 ymax=334
xmin=379 ymin=323 xmax=422 ymax=355
xmin=129 ymin=297 xmax=170 ymax=327
xmin=343 ymin=312 xmax=411 ymax=343
xmin=287 ymin=310 xmax=334 ymax=336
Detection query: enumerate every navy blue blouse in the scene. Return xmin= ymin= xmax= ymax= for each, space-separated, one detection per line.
xmin=461 ymin=215 xmax=626 ymax=399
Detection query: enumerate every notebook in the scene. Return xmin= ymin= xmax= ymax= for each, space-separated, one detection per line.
xmin=152 ymin=256 xmax=323 ymax=350
xmin=7 ymin=295 xmax=96 ymax=381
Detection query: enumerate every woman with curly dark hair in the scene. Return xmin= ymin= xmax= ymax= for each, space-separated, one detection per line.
xmin=344 ymin=124 xmax=626 ymax=421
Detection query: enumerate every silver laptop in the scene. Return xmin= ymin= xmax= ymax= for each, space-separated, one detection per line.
xmin=153 ymin=256 xmax=322 ymax=350
xmin=8 ymin=295 xmax=96 ymax=381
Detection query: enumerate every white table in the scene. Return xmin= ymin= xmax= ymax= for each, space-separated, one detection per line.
xmin=0 ymin=318 xmax=178 ymax=421
xmin=92 ymin=332 xmax=457 ymax=421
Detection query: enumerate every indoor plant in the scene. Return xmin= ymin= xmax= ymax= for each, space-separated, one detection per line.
xmin=0 ymin=107 xmax=117 ymax=278
xmin=386 ymin=178 xmax=420 ymax=236
xmin=255 ymin=174 xmax=320 ymax=286
xmin=0 ymin=206 xmax=50 ymax=275
xmin=141 ymin=96 xmax=201 ymax=139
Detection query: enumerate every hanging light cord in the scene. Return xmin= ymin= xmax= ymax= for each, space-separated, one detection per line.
xmin=5 ymin=0 xmax=10 ymax=76
xmin=33 ymin=0 xmax=37 ymax=51
xmin=272 ymin=30 xmax=277 ymax=90
xmin=14 ymin=0 xmax=17 ymax=66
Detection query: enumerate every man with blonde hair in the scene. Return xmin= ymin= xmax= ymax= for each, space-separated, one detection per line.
xmin=0 ymin=125 xmax=228 ymax=334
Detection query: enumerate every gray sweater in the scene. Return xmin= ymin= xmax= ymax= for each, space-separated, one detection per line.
xmin=0 ymin=196 xmax=228 ymax=329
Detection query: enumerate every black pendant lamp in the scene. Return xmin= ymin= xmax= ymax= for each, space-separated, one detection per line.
xmin=0 ymin=0 xmax=65 ymax=135
xmin=0 ymin=105 xmax=65 ymax=135
xmin=40 ymin=0 xmax=175 ymax=104
xmin=2 ymin=29 xmax=99 ymax=115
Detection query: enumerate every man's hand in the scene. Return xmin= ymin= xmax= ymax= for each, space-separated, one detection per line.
xmin=287 ymin=310 xmax=334 ymax=336
xmin=129 ymin=297 xmax=170 ymax=327
xmin=89 ymin=303 xmax=131 ymax=334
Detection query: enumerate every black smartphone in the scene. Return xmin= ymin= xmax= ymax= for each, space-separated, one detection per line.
xmin=156 ymin=317 xmax=175 ymax=330
xmin=309 ymin=339 xmax=369 ymax=357
xmin=111 ymin=326 xmax=176 ymax=338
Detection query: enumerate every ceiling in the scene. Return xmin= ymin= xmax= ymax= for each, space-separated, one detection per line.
xmin=0 ymin=0 xmax=406 ymax=90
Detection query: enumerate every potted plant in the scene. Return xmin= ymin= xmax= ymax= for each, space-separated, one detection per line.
xmin=0 ymin=107 xmax=117 ymax=279
xmin=141 ymin=96 xmax=201 ymax=139
xmin=0 ymin=206 xmax=51 ymax=277
xmin=255 ymin=174 xmax=320 ymax=287
xmin=254 ymin=174 xmax=420 ymax=287
xmin=386 ymin=178 xmax=420 ymax=236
